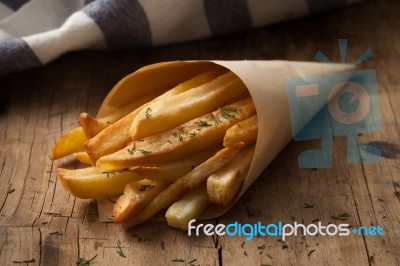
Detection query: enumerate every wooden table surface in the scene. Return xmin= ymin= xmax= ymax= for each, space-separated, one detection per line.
xmin=1 ymin=0 xmax=399 ymax=265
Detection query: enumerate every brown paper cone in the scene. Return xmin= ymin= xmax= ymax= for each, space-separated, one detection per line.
xmin=97 ymin=60 xmax=353 ymax=222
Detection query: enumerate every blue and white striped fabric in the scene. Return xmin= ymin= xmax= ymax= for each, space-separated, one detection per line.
xmin=0 ymin=0 xmax=363 ymax=75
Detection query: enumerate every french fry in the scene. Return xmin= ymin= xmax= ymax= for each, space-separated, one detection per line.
xmin=73 ymin=152 xmax=92 ymax=165
xmin=58 ymin=167 xmax=148 ymax=199
xmin=80 ymin=113 xmax=108 ymax=138
xmin=87 ymin=71 xmax=220 ymax=163
xmin=129 ymin=146 xmax=221 ymax=183
xmin=165 ymin=183 xmax=210 ymax=230
xmin=51 ymin=127 xmax=87 ymax=160
xmin=97 ymin=98 xmax=256 ymax=172
xmin=207 ymin=145 xmax=255 ymax=206
xmin=223 ymin=115 xmax=258 ymax=147
xmin=113 ymin=179 xmax=168 ymax=224
xmin=130 ymin=72 xmax=248 ymax=139
xmin=124 ymin=143 xmax=244 ymax=229
xmin=59 ymin=147 xmax=219 ymax=199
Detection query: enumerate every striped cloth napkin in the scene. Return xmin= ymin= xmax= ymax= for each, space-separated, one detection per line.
xmin=0 ymin=0 xmax=362 ymax=75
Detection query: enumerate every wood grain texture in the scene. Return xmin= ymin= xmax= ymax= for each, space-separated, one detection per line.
xmin=1 ymin=0 xmax=399 ymax=265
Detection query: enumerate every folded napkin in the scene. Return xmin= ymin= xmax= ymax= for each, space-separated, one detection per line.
xmin=0 ymin=0 xmax=362 ymax=75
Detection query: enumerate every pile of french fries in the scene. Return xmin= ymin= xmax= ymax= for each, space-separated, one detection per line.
xmin=52 ymin=70 xmax=259 ymax=230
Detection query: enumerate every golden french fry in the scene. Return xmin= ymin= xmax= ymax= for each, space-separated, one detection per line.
xmin=124 ymin=143 xmax=244 ymax=229
xmin=207 ymin=145 xmax=255 ymax=206
xmin=80 ymin=113 xmax=108 ymax=138
xmin=165 ymin=183 xmax=210 ymax=230
xmin=87 ymin=71 xmax=220 ymax=163
xmin=59 ymin=147 xmax=219 ymax=199
xmin=223 ymin=115 xmax=258 ymax=147
xmin=130 ymin=72 xmax=247 ymax=139
xmin=73 ymin=152 xmax=92 ymax=165
xmin=97 ymin=98 xmax=256 ymax=172
xmin=58 ymin=167 xmax=148 ymax=199
xmin=51 ymin=127 xmax=87 ymax=160
xmin=129 ymin=146 xmax=221 ymax=183
xmin=113 ymin=179 xmax=167 ymax=224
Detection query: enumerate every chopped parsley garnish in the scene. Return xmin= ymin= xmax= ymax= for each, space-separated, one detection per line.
xmin=140 ymin=184 xmax=155 ymax=191
xmin=12 ymin=258 xmax=35 ymax=264
xmin=219 ymin=107 xmax=239 ymax=120
xmin=195 ymin=120 xmax=212 ymax=127
xmin=76 ymin=254 xmax=97 ymax=266
xmin=138 ymin=236 xmax=151 ymax=243
xmin=330 ymin=212 xmax=350 ymax=221
xmin=189 ymin=132 xmax=196 ymax=137
xmin=127 ymin=143 xmax=136 ymax=155
xmin=303 ymin=203 xmax=314 ymax=209
xmin=139 ymin=149 xmax=151 ymax=154
xmin=8 ymin=187 xmax=15 ymax=194
xmin=116 ymin=240 xmax=126 ymax=258
xmin=171 ymin=259 xmax=185 ymax=262
xmin=145 ymin=107 xmax=152 ymax=118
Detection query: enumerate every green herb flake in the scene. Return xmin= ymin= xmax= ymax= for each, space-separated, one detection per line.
xmin=188 ymin=259 xmax=197 ymax=264
xmin=76 ymin=254 xmax=97 ymax=266
xmin=116 ymin=240 xmax=126 ymax=258
xmin=393 ymin=181 xmax=400 ymax=188
xmin=171 ymin=259 xmax=185 ymax=262
xmin=178 ymin=135 xmax=183 ymax=142
xmin=219 ymin=106 xmax=239 ymax=120
xmin=308 ymin=250 xmax=316 ymax=257
xmin=244 ymin=251 xmax=248 ymax=256
xmin=8 ymin=187 xmax=15 ymax=194
xmin=145 ymin=107 xmax=152 ymax=118
xmin=139 ymin=149 xmax=151 ymax=154
xmin=138 ymin=236 xmax=151 ymax=243
xmin=189 ymin=132 xmax=196 ymax=137
xmin=167 ymin=140 xmax=172 ymax=144
xmin=312 ymin=218 xmax=320 ymax=223
xmin=140 ymin=184 xmax=155 ymax=191
xmin=330 ymin=212 xmax=351 ymax=221
xmin=49 ymin=231 xmax=62 ymax=236
xmin=127 ymin=143 xmax=136 ymax=155
xmin=195 ymin=120 xmax=212 ymax=127
xmin=12 ymin=258 xmax=35 ymax=264
xmin=179 ymin=126 xmax=185 ymax=132
xmin=369 ymin=255 xmax=374 ymax=263
xmin=241 ymin=241 xmax=245 ymax=248
xmin=303 ymin=203 xmax=314 ymax=209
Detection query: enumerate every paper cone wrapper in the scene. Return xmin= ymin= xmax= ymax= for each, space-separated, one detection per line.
xmin=97 ymin=60 xmax=353 ymax=222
